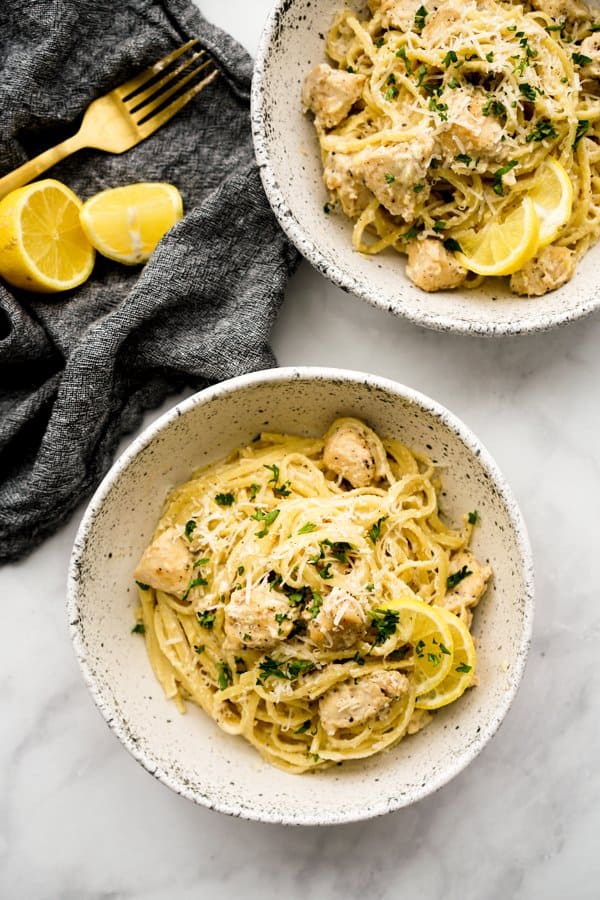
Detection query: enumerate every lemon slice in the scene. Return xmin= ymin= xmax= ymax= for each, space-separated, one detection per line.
xmin=381 ymin=596 xmax=454 ymax=696
xmin=415 ymin=607 xmax=476 ymax=710
xmin=455 ymin=197 xmax=540 ymax=277
xmin=80 ymin=182 xmax=183 ymax=265
xmin=0 ymin=179 xmax=95 ymax=293
xmin=529 ymin=158 xmax=573 ymax=248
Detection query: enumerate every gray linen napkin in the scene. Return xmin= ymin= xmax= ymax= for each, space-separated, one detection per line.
xmin=0 ymin=0 xmax=299 ymax=563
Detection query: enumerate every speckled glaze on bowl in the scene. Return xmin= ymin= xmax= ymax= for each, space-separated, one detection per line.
xmin=67 ymin=368 xmax=534 ymax=825
xmin=251 ymin=0 xmax=600 ymax=336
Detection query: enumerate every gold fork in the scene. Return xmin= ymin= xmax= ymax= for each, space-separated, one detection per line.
xmin=0 ymin=39 xmax=218 ymax=200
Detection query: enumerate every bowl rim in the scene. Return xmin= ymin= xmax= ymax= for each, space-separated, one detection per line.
xmin=67 ymin=366 xmax=535 ymax=825
xmin=250 ymin=0 xmax=600 ymax=337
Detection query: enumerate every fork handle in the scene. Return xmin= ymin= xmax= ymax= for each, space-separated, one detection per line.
xmin=0 ymin=133 xmax=85 ymax=201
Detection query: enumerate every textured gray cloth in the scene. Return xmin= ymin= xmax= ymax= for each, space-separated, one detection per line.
xmin=0 ymin=0 xmax=298 ymax=563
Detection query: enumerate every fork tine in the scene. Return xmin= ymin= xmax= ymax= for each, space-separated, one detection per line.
xmin=126 ymin=51 xmax=206 ymax=114
xmin=136 ymin=67 xmax=219 ymax=136
xmin=114 ymin=39 xmax=200 ymax=102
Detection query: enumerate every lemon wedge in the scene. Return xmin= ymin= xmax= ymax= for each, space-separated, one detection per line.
xmin=529 ymin=158 xmax=573 ymax=248
xmin=80 ymin=182 xmax=183 ymax=265
xmin=0 ymin=179 xmax=95 ymax=293
xmin=455 ymin=196 xmax=540 ymax=277
xmin=415 ymin=607 xmax=476 ymax=710
xmin=380 ymin=596 xmax=454 ymax=696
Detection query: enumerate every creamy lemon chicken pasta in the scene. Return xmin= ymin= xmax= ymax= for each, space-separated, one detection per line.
xmin=132 ymin=419 xmax=492 ymax=773
xmin=302 ymin=0 xmax=600 ymax=296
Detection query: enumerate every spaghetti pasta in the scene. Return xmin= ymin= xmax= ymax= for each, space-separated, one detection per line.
xmin=132 ymin=419 xmax=491 ymax=773
xmin=302 ymin=0 xmax=600 ymax=295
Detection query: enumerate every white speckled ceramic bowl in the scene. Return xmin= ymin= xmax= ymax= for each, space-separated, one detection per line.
xmin=68 ymin=368 xmax=534 ymax=825
xmin=252 ymin=0 xmax=600 ymax=335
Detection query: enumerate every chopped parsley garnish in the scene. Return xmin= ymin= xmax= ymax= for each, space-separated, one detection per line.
xmin=414 ymin=5 xmax=428 ymax=31
xmin=376 ymin=37 xmax=384 ymax=48
xmin=427 ymin=652 xmax=441 ymax=666
xmin=403 ymin=223 xmax=421 ymax=241
xmin=193 ymin=556 xmax=210 ymax=568
xmin=385 ymin=84 xmax=399 ymax=100
xmin=131 ymin=622 xmax=145 ymax=634
xmin=415 ymin=639 xmax=426 ymax=657
xmin=456 ymin=662 xmax=473 ymax=673
xmin=482 ymin=96 xmax=507 ymax=122
xmin=468 ymin=510 xmax=478 ymax=525
xmin=447 ymin=564 xmax=473 ymax=590
xmin=237 ymin=565 xmax=245 ymax=576
xmin=251 ymin=507 xmax=280 ymax=537
xmin=370 ymin=607 xmax=400 ymax=645
xmin=347 ymin=65 xmax=355 ymax=73
xmin=308 ymin=590 xmax=323 ymax=618
xmin=443 ymin=50 xmax=458 ymax=68
xmin=492 ymin=160 xmax=518 ymax=196
xmin=264 ymin=463 xmax=291 ymax=498
xmin=447 ymin=77 xmax=461 ymax=89
xmin=196 ymin=609 xmax=216 ymax=629
xmin=366 ymin=583 xmax=375 ymax=592
xmin=298 ymin=522 xmax=317 ymax=534
xmin=295 ymin=720 xmax=312 ymax=734
xmin=416 ymin=64 xmax=428 ymax=87
xmin=592 ymin=22 xmax=600 ymax=31
xmin=574 ymin=120 xmax=590 ymax=149
xmin=439 ymin=642 xmax=451 ymax=655
xmin=388 ymin=646 xmax=410 ymax=661
xmin=323 ymin=203 xmax=332 ymax=214
xmin=184 ymin=519 xmax=197 ymax=539
xmin=486 ymin=51 xmax=494 ymax=63
xmin=248 ymin=482 xmax=260 ymax=500
xmin=518 ymin=82 xmax=537 ymax=102
xmin=433 ymin=220 xmax=446 ymax=232
xmin=182 ymin=574 xmax=208 ymax=601
xmin=414 ymin=183 xmax=425 ymax=193
xmin=443 ymin=237 xmax=462 ymax=253
xmin=385 ymin=173 xmax=396 ymax=184
xmin=215 ymin=492 xmax=235 ymax=506
xmin=318 ymin=562 xmax=333 ymax=580
xmin=257 ymin=657 xmax=316 ymax=684
xmin=396 ymin=45 xmax=412 ymax=73
xmin=217 ymin=662 xmax=233 ymax=690
xmin=455 ymin=153 xmax=472 ymax=166
xmin=353 ymin=652 xmax=366 ymax=666
xmin=546 ymin=23 xmax=563 ymax=31
xmin=526 ymin=119 xmax=558 ymax=143
xmin=367 ymin=515 xmax=389 ymax=543
xmin=572 ymin=51 xmax=592 ymax=67
xmin=429 ymin=96 xmax=448 ymax=121
xmin=135 ymin=581 xmax=150 ymax=590
xmin=275 ymin=612 xmax=289 ymax=634
xmin=194 ymin=644 xmax=205 ymax=654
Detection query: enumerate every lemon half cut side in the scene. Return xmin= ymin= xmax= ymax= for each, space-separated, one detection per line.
xmin=0 ymin=179 xmax=95 ymax=293
xmin=455 ymin=196 xmax=540 ymax=277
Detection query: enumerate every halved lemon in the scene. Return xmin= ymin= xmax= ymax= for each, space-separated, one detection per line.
xmin=0 ymin=179 xmax=95 ymax=293
xmin=381 ymin=596 xmax=454 ymax=696
xmin=415 ymin=607 xmax=476 ymax=710
xmin=529 ymin=158 xmax=573 ymax=248
xmin=455 ymin=196 xmax=540 ymax=277
xmin=80 ymin=182 xmax=183 ymax=265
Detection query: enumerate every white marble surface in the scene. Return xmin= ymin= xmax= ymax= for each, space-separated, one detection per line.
xmin=1 ymin=1 xmax=600 ymax=897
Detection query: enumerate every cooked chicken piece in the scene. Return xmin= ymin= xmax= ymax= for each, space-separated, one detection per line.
xmin=379 ymin=0 xmax=424 ymax=31
xmin=134 ymin=526 xmax=195 ymax=597
xmin=421 ymin=0 xmax=463 ymax=44
xmin=323 ymin=151 xmax=372 ymax=219
xmin=510 ymin=246 xmax=576 ymax=297
xmin=302 ymin=64 xmax=365 ymax=129
xmin=354 ymin=134 xmax=434 ymax=220
xmin=308 ymin=588 xmax=368 ymax=649
xmin=323 ymin=417 xmax=389 ymax=487
xmin=443 ymin=550 xmax=492 ymax=612
xmin=578 ymin=34 xmax=600 ymax=80
xmin=530 ymin=0 xmax=588 ymax=21
xmin=327 ymin=11 xmax=357 ymax=62
xmin=319 ymin=670 xmax=409 ymax=735
xmin=437 ymin=90 xmax=507 ymax=166
xmin=406 ymin=238 xmax=467 ymax=292
xmin=223 ymin=583 xmax=295 ymax=650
